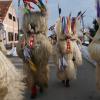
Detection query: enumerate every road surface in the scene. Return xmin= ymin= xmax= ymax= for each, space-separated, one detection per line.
xmin=8 ymin=56 xmax=100 ymax=100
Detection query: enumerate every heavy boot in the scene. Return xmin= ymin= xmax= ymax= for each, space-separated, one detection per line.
xmin=30 ymin=85 xmax=37 ymax=99
xmin=61 ymin=80 xmax=70 ymax=87
xmin=39 ymin=86 xmax=44 ymax=93
xmin=62 ymin=79 xmax=70 ymax=87
xmin=65 ymin=79 xmax=70 ymax=87
xmin=62 ymin=80 xmax=65 ymax=84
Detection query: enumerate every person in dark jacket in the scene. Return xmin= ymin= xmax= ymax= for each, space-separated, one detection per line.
xmin=89 ymin=19 xmax=99 ymax=43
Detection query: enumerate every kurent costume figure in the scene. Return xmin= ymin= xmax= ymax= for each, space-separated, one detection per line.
xmin=54 ymin=15 xmax=82 ymax=87
xmin=88 ymin=0 xmax=100 ymax=91
xmin=17 ymin=0 xmax=52 ymax=98
xmin=0 ymin=22 xmax=26 ymax=100
xmin=0 ymin=22 xmax=7 ymax=54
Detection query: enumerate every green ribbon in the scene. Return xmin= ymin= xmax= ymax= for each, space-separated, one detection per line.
xmin=23 ymin=8 xmax=30 ymax=14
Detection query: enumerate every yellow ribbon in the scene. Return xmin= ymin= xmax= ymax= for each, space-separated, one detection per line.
xmin=67 ymin=16 xmax=71 ymax=33
xmin=28 ymin=59 xmax=37 ymax=72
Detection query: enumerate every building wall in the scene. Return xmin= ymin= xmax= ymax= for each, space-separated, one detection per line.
xmin=3 ymin=3 xmax=18 ymax=48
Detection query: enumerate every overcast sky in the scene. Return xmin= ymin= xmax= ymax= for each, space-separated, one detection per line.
xmin=13 ymin=0 xmax=96 ymax=28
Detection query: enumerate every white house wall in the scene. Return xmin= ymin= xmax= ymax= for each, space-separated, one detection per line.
xmin=3 ymin=3 xmax=18 ymax=45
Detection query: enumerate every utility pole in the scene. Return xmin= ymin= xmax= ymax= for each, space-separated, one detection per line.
xmin=81 ymin=10 xmax=86 ymax=43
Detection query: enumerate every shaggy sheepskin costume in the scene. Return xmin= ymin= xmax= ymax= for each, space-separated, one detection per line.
xmin=0 ymin=23 xmax=7 ymax=54
xmin=0 ymin=37 xmax=26 ymax=100
xmin=88 ymin=0 xmax=100 ymax=91
xmin=54 ymin=17 xmax=82 ymax=87
xmin=16 ymin=11 xmax=52 ymax=97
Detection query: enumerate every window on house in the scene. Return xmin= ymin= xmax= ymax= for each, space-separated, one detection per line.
xmin=8 ymin=13 xmax=12 ymax=20
xmin=0 ymin=9 xmax=2 ymax=17
xmin=15 ymin=33 xmax=18 ymax=41
xmin=8 ymin=32 xmax=13 ymax=41
xmin=0 ymin=12 xmax=2 ymax=17
xmin=13 ymin=16 xmax=16 ymax=21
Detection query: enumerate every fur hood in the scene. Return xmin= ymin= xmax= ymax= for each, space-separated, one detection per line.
xmin=22 ymin=11 xmax=48 ymax=35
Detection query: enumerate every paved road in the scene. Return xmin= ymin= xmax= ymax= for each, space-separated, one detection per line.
xmin=8 ymin=56 xmax=100 ymax=100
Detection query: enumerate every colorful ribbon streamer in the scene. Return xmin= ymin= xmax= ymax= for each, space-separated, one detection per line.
xmin=23 ymin=0 xmax=46 ymax=12
xmin=66 ymin=16 xmax=71 ymax=34
xmin=62 ymin=16 xmax=66 ymax=34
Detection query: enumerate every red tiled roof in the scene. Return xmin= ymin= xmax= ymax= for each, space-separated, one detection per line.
xmin=0 ymin=0 xmax=12 ymax=21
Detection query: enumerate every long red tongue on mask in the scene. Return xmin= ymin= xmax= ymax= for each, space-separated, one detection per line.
xmin=66 ymin=39 xmax=71 ymax=53
xmin=29 ymin=35 xmax=34 ymax=48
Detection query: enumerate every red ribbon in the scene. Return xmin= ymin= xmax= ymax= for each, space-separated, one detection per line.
xmin=29 ymin=34 xmax=35 ymax=48
xmin=23 ymin=0 xmax=38 ymax=4
xmin=66 ymin=39 xmax=71 ymax=53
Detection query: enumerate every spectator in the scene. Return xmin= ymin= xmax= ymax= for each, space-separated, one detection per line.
xmin=89 ymin=19 xmax=99 ymax=43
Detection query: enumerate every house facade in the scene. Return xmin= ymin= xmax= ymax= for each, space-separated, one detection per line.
xmin=0 ymin=0 xmax=18 ymax=49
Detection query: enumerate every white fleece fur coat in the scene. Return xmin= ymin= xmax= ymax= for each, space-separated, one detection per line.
xmin=0 ymin=37 xmax=26 ymax=100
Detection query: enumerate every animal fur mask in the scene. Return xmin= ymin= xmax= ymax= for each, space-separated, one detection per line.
xmin=22 ymin=11 xmax=48 ymax=35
